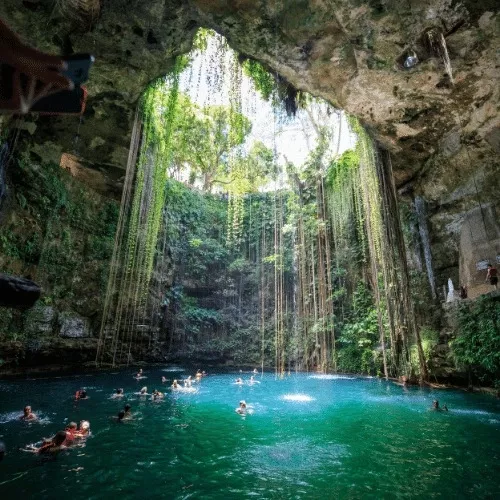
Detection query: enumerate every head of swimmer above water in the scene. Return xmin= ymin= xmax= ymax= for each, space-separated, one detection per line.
xmin=80 ymin=420 xmax=90 ymax=432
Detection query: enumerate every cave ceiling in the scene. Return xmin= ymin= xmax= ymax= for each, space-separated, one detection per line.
xmin=0 ymin=0 xmax=498 ymax=199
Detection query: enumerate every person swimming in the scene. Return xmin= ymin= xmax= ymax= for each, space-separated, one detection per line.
xmin=161 ymin=376 xmax=167 ymax=384
xmin=151 ymin=390 xmax=164 ymax=401
xmin=64 ymin=422 xmax=78 ymax=445
xmin=184 ymin=376 xmax=193 ymax=387
xmin=123 ymin=404 xmax=132 ymax=418
xmin=111 ymin=388 xmax=124 ymax=399
xmin=431 ymin=400 xmax=449 ymax=411
xmin=249 ymin=376 xmax=260 ymax=385
xmin=235 ymin=400 xmax=247 ymax=415
xmin=171 ymin=380 xmax=180 ymax=389
xmin=75 ymin=420 xmax=90 ymax=438
xmin=134 ymin=368 xmax=146 ymax=380
xmin=195 ymin=370 xmax=202 ymax=380
xmin=75 ymin=389 xmax=88 ymax=400
xmin=234 ymin=378 xmax=244 ymax=385
xmin=136 ymin=386 xmax=148 ymax=395
xmin=20 ymin=405 xmax=37 ymax=421
xmin=252 ymin=368 xmax=258 ymax=375
xmin=115 ymin=410 xmax=126 ymax=422
xmin=33 ymin=431 xmax=67 ymax=455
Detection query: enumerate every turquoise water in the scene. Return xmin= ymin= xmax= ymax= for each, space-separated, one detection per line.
xmin=0 ymin=369 xmax=499 ymax=499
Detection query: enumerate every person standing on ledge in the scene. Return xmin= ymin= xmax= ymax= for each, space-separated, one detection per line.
xmin=485 ymin=264 xmax=498 ymax=289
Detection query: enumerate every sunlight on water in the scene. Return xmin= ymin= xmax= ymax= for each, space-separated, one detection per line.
xmin=308 ymin=374 xmax=356 ymax=380
xmin=282 ymin=394 xmax=314 ymax=402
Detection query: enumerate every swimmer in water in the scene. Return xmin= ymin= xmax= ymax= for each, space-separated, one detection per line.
xmin=26 ymin=431 xmax=67 ymax=455
xmin=75 ymin=389 xmax=88 ymax=400
xmin=195 ymin=370 xmax=202 ymax=381
xmin=123 ymin=404 xmax=133 ymax=419
xmin=252 ymin=368 xmax=258 ymax=375
xmin=111 ymin=388 xmax=124 ymax=399
xmin=235 ymin=400 xmax=247 ymax=415
xmin=249 ymin=376 xmax=260 ymax=385
xmin=234 ymin=378 xmax=244 ymax=385
xmin=161 ymin=376 xmax=167 ymax=384
xmin=184 ymin=376 xmax=193 ymax=387
xmin=139 ymin=386 xmax=148 ymax=395
xmin=151 ymin=390 xmax=164 ymax=401
xmin=171 ymin=379 xmax=180 ymax=389
xmin=431 ymin=400 xmax=448 ymax=411
xmin=64 ymin=422 xmax=78 ymax=445
xmin=75 ymin=420 xmax=90 ymax=438
xmin=20 ymin=405 xmax=37 ymax=421
xmin=115 ymin=410 xmax=126 ymax=422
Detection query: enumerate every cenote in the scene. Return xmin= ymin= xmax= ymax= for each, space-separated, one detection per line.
xmin=1 ymin=3 xmax=500 ymax=499
xmin=0 ymin=370 xmax=499 ymax=499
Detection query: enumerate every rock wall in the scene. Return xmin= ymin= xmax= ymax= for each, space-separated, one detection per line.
xmin=0 ymin=1 xmax=497 ymax=289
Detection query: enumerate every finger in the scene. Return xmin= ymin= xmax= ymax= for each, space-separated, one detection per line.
xmin=16 ymin=55 xmax=70 ymax=84
xmin=19 ymin=61 xmax=74 ymax=90
xmin=12 ymin=44 xmax=67 ymax=70
xmin=2 ymin=50 xmax=72 ymax=90
xmin=0 ymin=19 xmax=24 ymax=46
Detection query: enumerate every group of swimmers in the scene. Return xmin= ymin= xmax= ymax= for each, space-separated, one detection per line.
xmin=233 ymin=369 xmax=261 ymax=414
xmin=9 ymin=368 xmax=452 ymax=462
xmin=20 ymin=407 xmax=91 ymax=456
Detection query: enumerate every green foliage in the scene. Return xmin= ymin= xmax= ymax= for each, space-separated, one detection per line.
xmin=0 ymin=155 xmax=118 ymax=318
xmin=336 ymin=283 xmax=381 ymax=375
xmin=192 ymin=28 xmax=214 ymax=52
xmin=242 ymin=59 xmax=276 ymax=101
xmin=241 ymin=57 xmax=307 ymax=116
xmin=451 ymin=296 xmax=500 ymax=385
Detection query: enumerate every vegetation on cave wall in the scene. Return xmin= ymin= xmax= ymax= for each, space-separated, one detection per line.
xmin=451 ymin=295 xmax=500 ymax=387
xmin=0 ymin=155 xmax=118 ymax=341
xmin=159 ymin=179 xmax=282 ymax=367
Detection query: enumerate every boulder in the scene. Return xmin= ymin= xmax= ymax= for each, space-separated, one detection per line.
xmin=58 ymin=312 xmax=92 ymax=338
xmin=0 ymin=273 xmax=41 ymax=309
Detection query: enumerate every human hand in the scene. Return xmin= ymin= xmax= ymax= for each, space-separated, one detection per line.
xmin=0 ymin=19 xmax=73 ymax=113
